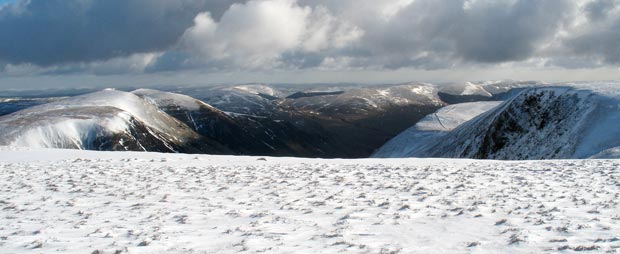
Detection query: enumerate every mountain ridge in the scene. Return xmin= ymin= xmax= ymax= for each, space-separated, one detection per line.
xmin=3 ymin=81 xmax=583 ymax=159
xmin=380 ymin=83 xmax=620 ymax=160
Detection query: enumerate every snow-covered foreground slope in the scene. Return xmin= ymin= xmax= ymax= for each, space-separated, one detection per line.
xmin=1 ymin=147 xmax=619 ymax=253
xmin=373 ymin=101 xmax=502 ymax=158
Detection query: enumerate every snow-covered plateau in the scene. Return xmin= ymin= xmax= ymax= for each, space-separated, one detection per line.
xmin=1 ymin=147 xmax=619 ymax=253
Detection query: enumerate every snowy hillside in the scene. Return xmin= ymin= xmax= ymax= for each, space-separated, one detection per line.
xmin=196 ymin=85 xmax=282 ymax=116
xmin=408 ymin=83 xmax=620 ymax=160
xmin=133 ymin=89 xmax=338 ymax=157
xmin=437 ymin=80 xmax=541 ymax=104
xmin=282 ymin=83 xmax=443 ymax=117
xmin=373 ymin=101 xmax=502 ymax=158
xmin=166 ymin=83 xmax=454 ymax=157
xmin=1 ymin=147 xmax=619 ymax=253
xmin=5 ymin=82 xmax=607 ymax=159
xmin=438 ymin=80 xmax=542 ymax=98
xmin=0 ymin=89 xmax=226 ymax=153
xmin=133 ymin=88 xmax=220 ymax=112
xmin=132 ymin=88 xmax=236 ymax=134
xmin=231 ymin=84 xmax=286 ymax=98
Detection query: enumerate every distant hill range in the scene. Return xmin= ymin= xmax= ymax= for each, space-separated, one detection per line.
xmin=9 ymin=81 xmax=620 ymax=159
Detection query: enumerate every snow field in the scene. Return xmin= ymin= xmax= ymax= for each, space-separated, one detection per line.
xmin=0 ymin=149 xmax=619 ymax=253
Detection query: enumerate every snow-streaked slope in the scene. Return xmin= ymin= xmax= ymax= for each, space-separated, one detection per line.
xmin=231 ymin=83 xmax=285 ymax=98
xmin=0 ymin=89 xmax=223 ymax=153
xmin=132 ymin=88 xmax=270 ymax=154
xmin=461 ymin=82 xmax=493 ymax=96
xmin=477 ymin=80 xmax=545 ymax=96
xmin=1 ymin=147 xmax=619 ymax=253
xmin=198 ymin=85 xmax=280 ymax=116
xmin=413 ymin=102 xmax=503 ymax=131
xmin=1 ymin=107 xmax=137 ymax=149
xmin=132 ymin=88 xmax=235 ymax=132
xmin=3 ymin=89 xmax=185 ymax=134
xmin=413 ymin=83 xmax=620 ymax=160
xmin=439 ymin=80 xmax=542 ymax=97
xmin=284 ymin=83 xmax=443 ymax=116
xmin=373 ymin=101 xmax=502 ymax=158
xmin=133 ymin=88 xmax=218 ymax=112
xmin=133 ymin=89 xmax=340 ymax=157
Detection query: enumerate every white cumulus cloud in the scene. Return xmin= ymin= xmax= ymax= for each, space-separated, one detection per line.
xmin=172 ymin=0 xmax=362 ymax=69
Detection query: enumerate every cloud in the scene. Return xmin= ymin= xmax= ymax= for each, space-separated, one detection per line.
xmin=185 ymin=0 xmax=310 ymax=68
xmin=0 ymin=0 xmax=242 ymax=66
xmin=453 ymin=0 xmax=571 ymax=62
xmin=316 ymin=0 xmax=573 ymax=68
xmin=238 ymin=0 xmax=573 ymax=70
xmin=564 ymin=0 xmax=620 ymax=64
xmin=0 ymin=53 xmax=160 ymax=77
xmin=584 ymin=0 xmax=617 ymax=21
xmin=0 ymin=0 xmax=619 ymax=77
xmin=149 ymin=0 xmax=361 ymax=71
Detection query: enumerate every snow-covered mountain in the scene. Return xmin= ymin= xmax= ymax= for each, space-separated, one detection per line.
xmin=279 ymin=83 xmax=445 ymax=148
xmin=282 ymin=83 xmax=443 ymax=118
xmin=0 ymin=82 xmax=543 ymax=158
xmin=0 ymin=89 xmax=228 ymax=153
xmin=176 ymin=83 xmax=449 ymax=157
xmin=230 ymin=83 xmax=286 ymax=98
xmin=373 ymin=101 xmax=503 ymax=158
xmin=190 ymin=84 xmax=283 ymax=116
xmin=437 ymin=80 xmax=541 ymax=104
xmin=0 ymin=88 xmax=340 ymax=157
xmin=133 ymin=88 xmax=234 ymax=131
xmin=398 ymin=83 xmax=620 ymax=159
xmin=133 ymin=89 xmax=337 ymax=157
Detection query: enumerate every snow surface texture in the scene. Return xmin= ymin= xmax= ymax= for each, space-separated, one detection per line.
xmin=373 ymin=101 xmax=502 ymax=158
xmin=1 ymin=147 xmax=620 ymax=253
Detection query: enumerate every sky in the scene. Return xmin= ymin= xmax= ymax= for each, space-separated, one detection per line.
xmin=0 ymin=0 xmax=619 ymax=90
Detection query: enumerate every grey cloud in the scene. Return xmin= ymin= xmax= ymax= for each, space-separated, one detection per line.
xmin=145 ymin=51 xmax=201 ymax=73
xmin=291 ymin=0 xmax=573 ymax=70
xmin=567 ymin=23 xmax=620 ymax=64
xmin=352 ymin=0 xmax=572 ymax=68
xmin=453 ymin=0 xmax=571 ymax=63
xmin=564 ymin=0 xmax=620 ymax=64
xmin=584 ymin=0 xmax=617 ymax=21
xmin=150 ymin=0 xmax=363 ymax=72
xmin=0 ymin=0 xmax=242 ymax=66
xmin=356 ymin=0 xmax=462 ymax=68
xmin=279 ymin=52 xmax=326 ymax=69
xmin=0 ymin=0 xmax=618 ymax=76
